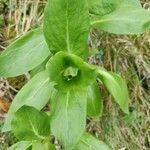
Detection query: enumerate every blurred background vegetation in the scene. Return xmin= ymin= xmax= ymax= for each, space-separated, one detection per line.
xmin=0 ymin=0 xmax=150 ymax=150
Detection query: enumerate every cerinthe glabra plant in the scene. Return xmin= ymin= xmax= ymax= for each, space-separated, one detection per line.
xmin=0 ymin=0 xmax=150 ymax=149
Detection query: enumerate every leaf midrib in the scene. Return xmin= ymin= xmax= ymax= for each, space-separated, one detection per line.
xmin=66 ymin=0 xmax=71 ymax=53
xmin=81 ymin=139 xmax=96 ymax=150
xmin=28 ymin=114 xmax=45 ymax=140
xmin=65 ymin=91 xmax=70 ymax=147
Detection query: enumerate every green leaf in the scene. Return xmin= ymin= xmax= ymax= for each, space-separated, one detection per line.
xmin=30 ymin=56 xmax=51 ymax=78
xmin=46 ymin=51 xmax=97 ymax=91
xmin=0 ymin=28 xmax=50 ymax=77
xmin=74 ymin=132 xmax=112 ymax=150
xmin=87 ymin=83 xmax=103 ymax=118
xmin=8 ymin=141 xmax=32 ymax=150
xmin=50 ymin=90 xmax=87 ymax=150
xmin=30 ymin=60 xmax=46 ymax=78
xmin=97 ymin=68 xmax=129 ymax=114
xmin=12 ymin=106 xmax=50 ymax=140
xmin=32 ymin=142 xmax=45 ymax=150
xmin=44 ymin=0 xmax=90 ymax=59
xmin=91 ymin=7 xmax=150 ymax=34
xmin=88 ymin=0 xmax=142 ymax=16
xmin=127 ymin=0 xmax=142 ymax=7
xmin=2 ymin=71 xmax=55 ymax=132
xmin=32 ymin=142 xmax=56 ymax=150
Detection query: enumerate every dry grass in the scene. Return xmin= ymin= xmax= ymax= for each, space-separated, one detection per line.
xmin=88 ymin=31 xmax=150 ymax=150
xmin=0 ymin=0 xmax=150 ymax=149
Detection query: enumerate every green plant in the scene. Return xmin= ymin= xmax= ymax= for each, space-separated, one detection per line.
xmin=0 ymin=0 xmax=150 ymax=149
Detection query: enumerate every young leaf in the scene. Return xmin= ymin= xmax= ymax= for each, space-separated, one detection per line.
xmin=44 ymin=0 xmax=89 ymax=59
xmin=0 ymin=28 xmax=50 ymax=77
xmin=87 ymin=83 xmax=103 ymax=118
xmin=8 ymin=141 xmax=32 ymax=150
xmin=50 ymin=90 xmax=87 ymax=150
xmin=97 ymin=68 xmax=129 ymax=114
xmin=2 ymin=71 xmax=55 ymax=132
xmin=74 ymin=132 xmax=112 ymax=150
xmin=91 ymin=7 xmax=150 ymax=34
xmin=12 ymin=106 xmax=50 ymax=140
xmin=46 ymin=51 xmax=97 ymax=91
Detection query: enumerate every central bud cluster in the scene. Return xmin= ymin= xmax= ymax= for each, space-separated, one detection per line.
xmin=63 ymin=66 xmax=79 ymax=81
xmin=46 ymin=51 xmax=97 ymax=91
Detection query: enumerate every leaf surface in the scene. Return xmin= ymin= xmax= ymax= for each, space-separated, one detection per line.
xmin=12 ymin=106 xmax=50 ymax=140
xmin=88 ymin=0 xmax=142 ymax=16
xmin=0 ymin=28 xmax=50 ymax=77
xmin=97 ymin=68 xmax=129 ymax=114
xmin=30 ymin=56 xmax=51 ymax=78
xmin=91 ymin=7 xmax=150 ymax=34
xmin=74 ymin=132 xmax=112 ymax=150
xmin=8 ymin=141 xmax=32 ymax=150
xmin=50 ymin=90 xmax=87 ymax=150
xmin=87 ymin=83 xmax=103 ymax=118
xmin=32 ymin=142 xmax=56 ymax=150
xmin=2 ymin=71 xmax=55 ymax=132
xmin=44 ymin=0 xmax=89 ymax=59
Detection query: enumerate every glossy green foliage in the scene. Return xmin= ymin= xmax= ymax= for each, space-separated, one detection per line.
xmin=87 ymin=83 xmax=103 ymax=118
xmin=97 ymin=68 xmax=129 ymax=114
xmin=74 ymin=133 xmax=112 ymax=150
xmin=44 ymin=0 xmax=89 ymax=59
xmin=90 ymin=0 xmax=150 ymax=34
xmin=2 ymin=0 xmax=144 ymax=149
xmin=50 ymin=90 xmax=87 ymax=150
xmin=0 ymin=28 xmax=50 ymax=77
xmin=46 ymin=51 xmax=97 ymax=91
xmin=8 ymin=141 xmax=32 ymax=150
xmin=12 ymin=106 xmax=50 ymax=140
xmin=2 ymin=71 xmax=54 ymax=132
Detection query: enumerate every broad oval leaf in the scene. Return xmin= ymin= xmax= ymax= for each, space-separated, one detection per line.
xmin=87 ymin=83 xmax=103 ymax=118
xmin=97 ymin=68 xmax=129 ymax=114
xmin=46 ymin=51 xmax=97 ymax=91
xmin=50 ymin=90 xmax=87 ymax=150
xmin=44 ymin=0 xmax=90 ymax=59
xmin=2 ymin=71 xmax=55 ymax=132
xmin=91 ymin=7 xmax=150 ymax=34
xmin=0 ymin=28 xmax=50 ymax=77
xmin=12 ymin=106 xmax=50 ymax=140
xmin=8 ymin=141 xmax=32 ymax=150
xmin=74 ymin=132 xmax=112 ymax=150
